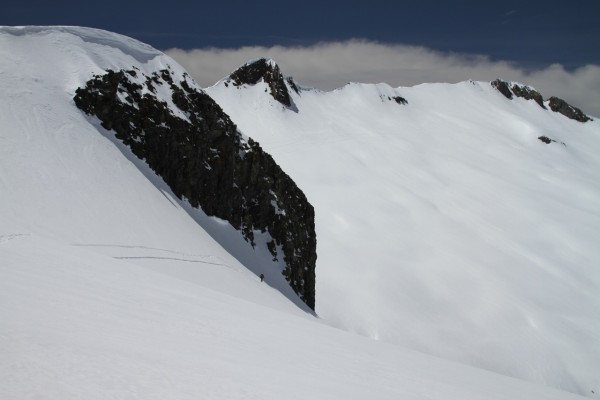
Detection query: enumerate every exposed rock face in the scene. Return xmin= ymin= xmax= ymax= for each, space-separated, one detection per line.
xmin=286 ymin=76 xmax=301 ymax=95
xmin=491 ymin=79 xmax=513 ymax=100
xmin=491 ymin=79 xmax=591 ymax=122
xmin=227 ymin=58 xmax=293 ymax=108
xmin=74 ymin=67 xmax=317 ymax=309
xmin=392 ymin=96 xmax=408 ymax=105
xmin=538 ymin=136 xmax=565 ymax=146
xmin=380 ymin=95 xmax=408 ymax=105
xmin=510 ymin=84 xmax=545 ymax=109
xmin=548 ymin=97 xmax=592 ymax=123
xmin=491 ymin=79 xmax=544 ymax=108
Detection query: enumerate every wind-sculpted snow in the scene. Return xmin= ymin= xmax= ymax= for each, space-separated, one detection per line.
xmin=1 ymin=26 xmax=161 ymax=63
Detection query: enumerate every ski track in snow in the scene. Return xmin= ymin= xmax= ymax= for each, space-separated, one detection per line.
xmin=73 ymin=243 xmax=234 ymax=267
xmin=73 ymin=243 xmax=223 ymax=258
xmin=112 ymin=256 xmax=228 ymax=266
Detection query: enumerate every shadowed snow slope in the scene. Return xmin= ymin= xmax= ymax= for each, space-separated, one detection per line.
xmin=207 ymin=72 xmax=600 ymax=396
xmin=0 ymin=26 xmax=596 ymax=399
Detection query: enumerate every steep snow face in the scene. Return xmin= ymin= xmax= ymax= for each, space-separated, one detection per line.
xmin=207 ymin=74 xmax=600 ymax=396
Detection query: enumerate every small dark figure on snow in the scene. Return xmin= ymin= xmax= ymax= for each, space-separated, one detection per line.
xmin=259 ymin=273 xmax=265 ymax=282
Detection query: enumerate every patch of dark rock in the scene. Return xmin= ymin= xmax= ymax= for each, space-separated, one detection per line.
xmin=548 ymin=97 xmax=591 ymax=123
xmin=491 ymin=79 xmax=544 ymax=108
xmin=493 ymin=79 xmax=593 ymax=123
xmin=491 ymin=79 xmax=513 ymax=99
xmin=392 ymin=96 xmax=408 ymax=105
xmin=538 ymin=136 xmax=565 ymax=146
xmin=381 ymin=95 xmax=408 ymax=105
xmin=538 ymin=136 xmax=552 ymax=144
xmin=228 ymin=58 xmax=293 ymax=108
xmin=74 ymin=68 xmax=316 ymax=310
xmin=511 ymin=84 xmax=545 ymax=109
xmin=286 ymin=77 xmax=300 ymax=95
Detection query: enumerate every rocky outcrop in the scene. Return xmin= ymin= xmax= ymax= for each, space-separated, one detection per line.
xmin=491 ymin=79 xmax=591 ymax=122
xmin=491 ymin=79 xmax=544 ymax=108
xmin=227 ymin=58 xmax=293 ymax=108
xmin=548 ymin=97 xmax=592 ymax=123
xmin=491 ymin=79 xmax=513 ymax=100
xmin=510 ymin=84 xmax=545 ymax=109
xmin=74 ymin=67 xmax=316 ymax=309
xmin=538 ymin=136 xmax=565 ymax=146
xmin=286 ymin=76 xmax=301 ymax=95
xmin=380 ymin=95 xmax=408 ymax=105
xmin=392 ymin=96 xmax=408 ymax=105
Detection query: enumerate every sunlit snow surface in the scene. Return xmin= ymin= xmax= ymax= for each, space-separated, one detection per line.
xmin=0 ymin=26 xmax=598 ymax=399
xmin=207 ymin=76 xmax=600 ymax=395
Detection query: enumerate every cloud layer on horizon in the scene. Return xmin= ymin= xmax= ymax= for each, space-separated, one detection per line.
xmin=166 ymin=40 xmax=600 ymax=117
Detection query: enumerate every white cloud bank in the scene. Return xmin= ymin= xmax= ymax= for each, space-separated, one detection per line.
xmin=166 ymin=40 xmax=600 ymax=117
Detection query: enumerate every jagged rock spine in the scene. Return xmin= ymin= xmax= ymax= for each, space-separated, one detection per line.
xmin=74 ymin=68 xmax=317 ymax=309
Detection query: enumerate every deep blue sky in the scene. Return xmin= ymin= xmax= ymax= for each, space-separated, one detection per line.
xmin=3 ymin=0 xmax=599 ymax=70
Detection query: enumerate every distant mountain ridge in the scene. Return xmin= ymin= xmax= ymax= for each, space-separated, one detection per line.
xmin=491 ymin=79 xmax=592 ymax=122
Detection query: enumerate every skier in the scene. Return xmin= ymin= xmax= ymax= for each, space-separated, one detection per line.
xmin=259 ymin=273 xmax=265 ymax=282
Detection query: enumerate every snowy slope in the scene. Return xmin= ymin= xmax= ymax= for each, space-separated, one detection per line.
xmin=207 ymin=71 xmax=600 ymax=396
xmin=2 ymin=233 xmax=585 ymax=400
xmin=0 ymin=26 xmax=596 ymax=399
xmin=0 ymin=26 xmax=308 ymax=314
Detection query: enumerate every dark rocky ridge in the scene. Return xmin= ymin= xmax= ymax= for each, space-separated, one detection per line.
xmin=510 ymin=84 xmax=545 ymax=109
xmin=548 ymin=97 xmax=591 ymax=123
xmin=491 ymin=79 xmax=591 ymax=123
xmin=491 ymin=79 xmax=545 ymax=108
xmin=74 ymin=67 xmax=316 ymax=309
xmin=490 ymin=79 xmax=513 ymax=100
xmin=227 ymin=58 xmax=294 ymax=108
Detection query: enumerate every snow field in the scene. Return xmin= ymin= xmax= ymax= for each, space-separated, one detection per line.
xmin=207 ymin=76 xmax=600 ymax=395
xmin=0 ymin=234 xmax=586 ymax=400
